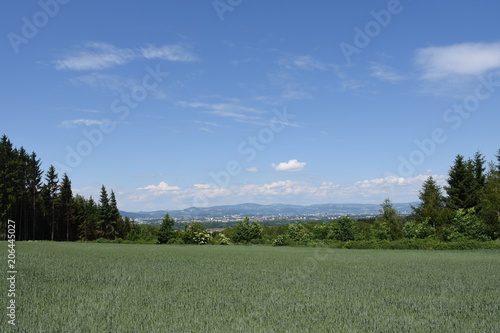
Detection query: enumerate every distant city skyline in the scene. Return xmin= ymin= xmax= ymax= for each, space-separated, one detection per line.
xmin=2 ymin=0 xmax=500 ymax=211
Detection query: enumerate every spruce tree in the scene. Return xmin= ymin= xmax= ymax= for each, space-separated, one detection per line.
xmin=98 ymin=185 xmax=111 ymax=239
xmin=60 ymin=173 xmax=73 ymax=241
xmin=157 ymin=213 xmax=176 ymax=244
xmin=412 ymin=176 xmax=447 ymax=228
xmin=27 ymin=152 xmax=43 ymax=240
xmin=108 ymin=190 xmax=120 ymax=239
xmin=0 ymin=135 xmax=20 ymax=236
xmin=445 ymin=155 xmax=476 ymax=210
xmin=471 ymin=151 xmax=487 ymax=210
xmin=43 ymin=165 xmax=59 ymax=241
xmin=479 ymin=157 xmax=500 ymax=239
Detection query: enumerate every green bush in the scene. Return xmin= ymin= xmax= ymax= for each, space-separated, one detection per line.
xmin=273 ymin=235 xmax=290 ymax=246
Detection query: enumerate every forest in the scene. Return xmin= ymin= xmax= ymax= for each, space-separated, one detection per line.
xmin=1 ymin=134 xmax=499 ymax=246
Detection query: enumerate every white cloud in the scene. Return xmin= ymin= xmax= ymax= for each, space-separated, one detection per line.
xmin=370 ymin=63 xmax=409 ymax=83
xmin=55 ymin=42 xmax=197 ymax=71
xmin=193 ymin=184 xmax=212 ymax=189
xmin=278 ymin=55 xmax=331 ymax=71
xmin=138 ymin=182 xmax=180 ymax=195
xmin=60 ymin=119 xmax=104 ymax=128
xmin=70 ymin=73 xmax=139 ymax=93
xmin=178 ymin=100 xmax=266 ymax=124
xmin=141 ymin=44 xmax=197 ymax=62
xmin=272 ymin=159 xmax=306 ymax=172
xmin=415 ymin=42 xmax=500 ymax=80
xmin=55 ymin=42 xmax=135 ymax=71
xmin=244 ymin=167 xmax=259 ymax=173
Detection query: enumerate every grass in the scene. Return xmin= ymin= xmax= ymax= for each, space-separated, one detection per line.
xmin=1 ymin=242 xmax=499 ymax=332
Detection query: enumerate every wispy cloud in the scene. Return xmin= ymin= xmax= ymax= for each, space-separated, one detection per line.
xmin=194 ymin=120 xmax=226 ymax=134
xmin=245 ymin=167 xmax=259 ymax=173
xmin=370 ymin=63 xmax=409 ymax=83
xmin=415 ymin=42 xmax=500 ymax=80
xmin=178 ymin=101 xmax=266 ymax=124
xmin=141 ymin=44 xmax=197 ymax=62
xmin=278 ymin=55 xmax=332 ymax=71
xmin=55 ymin=41 xmax=198 ymax=71
xmin=70 ymin=73 xmax=139 ymax=93
xmin=55 ymin=42 xmax=135 ymax=71
xmin=272 ymin=159 xmax=306 ymax=172
xmin=60 ymin=119 xmax=105 ymax=128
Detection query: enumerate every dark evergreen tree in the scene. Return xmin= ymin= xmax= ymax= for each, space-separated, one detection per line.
xmin=445 ymin=155 xmax=476 ymax=210
xmin=479 ymin=161 xmax=500 ymax=239
xmin=98 ymin=185 xmax=113 ymax=239
xmin=496 ymin=149 xmax=500 ymax=173
xmin=157 ymin=213 xmax=176 ymax=244
xmin=75 ymin=195 xmax=99 ymax=241
xmin=470 ymin=151 xmax=487 ymax=211
xmin=27 ymin=152 xmax=43 ymax=240
xmin=0 ymin=135 xmax=21 ymax=238
xmin=60 ymin=173 xmax=73 ymax=241
xmin=16 ymin=147 xmax=29 ymax=239
xmin=42 ymin=165 xmax=59 ymax=241
xmin=412 ymin=176 xmax=448 ymax=228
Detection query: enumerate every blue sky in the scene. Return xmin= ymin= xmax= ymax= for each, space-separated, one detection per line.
xmin=2 ymin=0 xmax=500 ymax=211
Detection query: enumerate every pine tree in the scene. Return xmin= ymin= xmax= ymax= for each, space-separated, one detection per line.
xmin=27 ymin=152 xmax=43 ymax=240
xmin=108 ymin=190 xmax=120 ymax=239
xmin=445 ymin=155 xmax=476 ymax=210
xmin=59 ymin=173 xmax=73 ymax=241
xmin=98 ymin=185 xmax=117 ymax=239
xmin=496 ymin=149 xmax=500 ymax=173
xmin=109 ymin=191 xmax=120 ymax=223
xmin=470 ymin=151 xmax=487 ymax=210
xmin=412 ymin=176 xmax=447 ymax=228
xmin=75 ymin=195 xmax=99 ymax=241
xmin=479 ymin=156 xmax=500 ymax=239
xmin=42 ymin=165 xmax=59 ymax=241
xmin=16 ymin=147 xmax=29 ymax=239
xmin=157 ymin=213 xmax=176 ymax=244
xmin=0 ymin=135 xmax=21 ymax=237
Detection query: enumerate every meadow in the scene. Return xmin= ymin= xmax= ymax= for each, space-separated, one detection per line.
xmin=1 ymin=242 xmax=499 ymax=332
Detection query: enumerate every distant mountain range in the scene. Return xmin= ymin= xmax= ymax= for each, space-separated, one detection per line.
xmin=120 ymin=202 xmax=417 ymax=221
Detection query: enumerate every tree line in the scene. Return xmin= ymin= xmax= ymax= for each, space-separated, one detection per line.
xmin=2 ymin=133 xmax=499 ymax=245
xmin=156 ymin=150 xmax=500 ymax=246
xmin=0 ymin=135 xmax=133 ymax=241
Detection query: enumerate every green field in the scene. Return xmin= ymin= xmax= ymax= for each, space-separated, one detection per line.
xmin=1 ymin=243 xmax=499 ymax=332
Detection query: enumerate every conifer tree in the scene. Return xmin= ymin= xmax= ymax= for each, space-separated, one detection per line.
xmin=157 ymin=213 xmax=176 ymax=244
xmin=27 ymin=152 xmax=43 ymax=240
xmin=108 ymin=190 xmax=120 ymax=239
xmin=412 ymin=176 xmax=447 ymax=228
xmin=0 ymin=135 xmax=20 ymax=236
xmin=445 ymin=155 xmax=476 ymax=210
xmin=60 ymin=173 xmax=73 ymax=241
xmin=98 ymin=185 xmax=111 ymax=238
xmin=43 ymin=165 xmax=59 ymax=241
